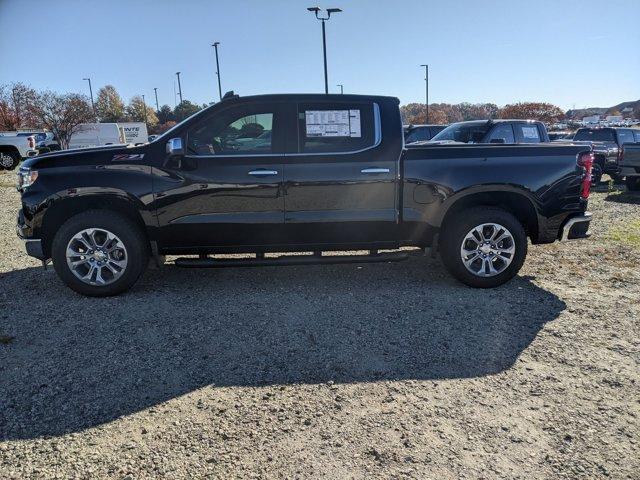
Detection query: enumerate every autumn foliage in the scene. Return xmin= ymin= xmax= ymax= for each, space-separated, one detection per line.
xmin=401 ymin=101 xmax=565 ymax=125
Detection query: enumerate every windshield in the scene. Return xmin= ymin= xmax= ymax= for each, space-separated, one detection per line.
xmin=431 ymin=122 xmax=490 ymax=143
xmin=573 ymin=129 xmax=616 ymax=142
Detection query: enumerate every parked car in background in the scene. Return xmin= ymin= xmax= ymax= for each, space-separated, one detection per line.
xmin=404 ymin=124 xmax=447 ymax=144
xmin=16 ymin=131 xmax=60 ymax=152
xmin=549 ymin=131 xmax=575 ymax=141
xmin=618 ymin=132 xmax=640 ymax=191
xmin=570 ymin=127 xmax=639 ymax=183
xmin=68 ymin=123 xmax=126 ymax=149
xmin=429 ymin=119 xmax=550 ymax=144
xmin=0 ymin=133 xmax=38 ymax=169
xmin=17 ymin=92 xmax=593 ymax=296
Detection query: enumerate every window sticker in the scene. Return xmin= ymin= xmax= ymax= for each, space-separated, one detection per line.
xmin=305 ymin=110 xmax=362 ymax=138
xmin=521 ymin=126 xmax=539 ymax=139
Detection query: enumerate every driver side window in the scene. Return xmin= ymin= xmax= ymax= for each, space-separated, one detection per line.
xmin=187 ymin=108 xmax=275 ymax=156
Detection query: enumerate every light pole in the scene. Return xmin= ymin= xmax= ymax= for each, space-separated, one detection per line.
xmin=420 ymin=64 xmax=429 ymax=124
xmin=83 ymin=77 xmax=96 ymax=120
xmin=153 ymin=87 xmax=159 ymax=112
xmin=307 ymin=6 xmax=342 ymax=94
xmin=337 ymin=84 xmax=343 ymax=94
xmin=212 ymin=42 xmax=223 ymax=101
xmin=141 ymin=94 xmax=148 ymax=128
xmin=175 ymin=71 xmax=183 ymax=104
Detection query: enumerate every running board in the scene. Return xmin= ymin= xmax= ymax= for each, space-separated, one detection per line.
xmin=174 ymin=252 xmax=409 ymax=268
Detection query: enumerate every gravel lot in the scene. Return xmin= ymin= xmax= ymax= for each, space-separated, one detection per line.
xmin=0 ymin=170 xmax=638 ymax=479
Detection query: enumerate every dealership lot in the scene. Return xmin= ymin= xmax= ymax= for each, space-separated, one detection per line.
xmin=0 ymin=171 xmax=638 ymax=478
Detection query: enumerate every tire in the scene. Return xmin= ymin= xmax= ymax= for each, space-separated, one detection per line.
xmin=51 ymin=210 xmax=149 ymax=296
xmin=626 ymin=177 xmax=640 ymax=192
xmin=0 ymin=150 xmax=20 ymax=170
xmin=591 ymin=164 xmax=603 ymax=185
xmin=439 ymin=207 xmax=527 ymax=288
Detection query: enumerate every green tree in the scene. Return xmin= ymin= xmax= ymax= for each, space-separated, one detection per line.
xmin=174 ymin=100 xmax=201 ymax=121
xmin=95 ymin=85 xmax=125 ymax=122
xmin=126 ymin=95 xmax=158 ymax=128
xmin=157 ymin=104 xmax=175 ymax=124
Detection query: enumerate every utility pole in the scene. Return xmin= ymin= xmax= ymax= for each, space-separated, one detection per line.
xmin=212 ymin=42 xmax=223 ymax=101
xmin=141 ymin=94 xmax=148 ymax=128
xmin=153 ymin=87 xmax=159 ymax=112
xmin=307 ymin=7 xmax=342 ymax=94
xmin=83 ymin=77 xmax=96 ymax=120
xmin=420 ymin=64 xmax=429 ymax=123
xmin=175 ymin=71 xmax=183 ymax=104
xmin=337 ymin=84 xmax=344 ymax=94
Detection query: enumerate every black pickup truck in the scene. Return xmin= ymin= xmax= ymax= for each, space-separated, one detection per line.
xmin=16 ymin=93 xmax=594 ymax=296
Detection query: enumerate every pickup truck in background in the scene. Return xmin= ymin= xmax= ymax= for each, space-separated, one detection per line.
xmin=619 ymin=143 xmax=640 ymax=191
xmin=404 ymin=124 xmax=447 ymax=144
xmin=0 ymin=133 xmax=38 ymax=169
xmin=16 ymin=93 xmax=593 ymax=296
xmin=570 ymin=127 xmax=640 ymax=183
xmin=428 ymin=119 xmax=551 ymax=144
xmin=15 ymin=131 xmax=61 ymax=153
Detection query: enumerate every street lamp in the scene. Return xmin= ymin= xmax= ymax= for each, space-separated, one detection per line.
xmin=336 ymin=84 xmax=344 ymax=94
xmin=153 ymin=87 xmax=159 ymax=112
xmin=83 ymin=77 xmax=96 ymax=120
xmin=141 ymin=94 xmax=148 ymax=128
xmin=307 ymin=6 xmax=342 ymax=94
xmin=212 ymin=42 xmax=223 ymax=102
xmin=420 ymin=64 xmax=429 ymax=124
xmin=175 ymin=71 xmax=183 ymax=104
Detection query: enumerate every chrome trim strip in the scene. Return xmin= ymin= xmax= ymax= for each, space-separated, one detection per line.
xmin=361 ymin=167 xmax=390 ymax=174
xmin=248 ymin=169 xmax=278 ymax=176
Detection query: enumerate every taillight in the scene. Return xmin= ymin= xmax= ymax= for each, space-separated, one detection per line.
xmin=28 ymin=136 xmax=35 ymax=149
xmin=618 ymin=146 xmax=624 ymax=164
xmin=577 ymin=152 xmax=594 ymax=199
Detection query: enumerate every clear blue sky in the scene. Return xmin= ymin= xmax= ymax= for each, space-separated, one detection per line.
xmin=1 ymin=0 xmax=638 ymax=110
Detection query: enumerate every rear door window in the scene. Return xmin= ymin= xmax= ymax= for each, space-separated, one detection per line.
xmin=297 ymin=102 xmax=376 ymax=153
xmin=487 ymin=123 xmax=515 ymax=143
xmin=617 ymin=129 xmax=635 ymax=145
xmin=515 ymin=124 xmax=541 ymax=143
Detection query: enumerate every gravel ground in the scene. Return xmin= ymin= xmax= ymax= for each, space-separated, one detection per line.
xmin=0 ymin=170 xmax=638 ymax=479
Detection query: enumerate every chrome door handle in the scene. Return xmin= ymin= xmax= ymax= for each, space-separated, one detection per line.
xmin=361 ymin=168 xmax=390 ymax=174
xmin=248 ymin=169 xmax=278 ymax=176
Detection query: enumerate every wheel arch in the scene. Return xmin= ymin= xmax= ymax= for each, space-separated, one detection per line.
xmin=40 ymin=192 xmax=151 ymax=258
xmin=439 ymin=187 xmax=540 ymax=242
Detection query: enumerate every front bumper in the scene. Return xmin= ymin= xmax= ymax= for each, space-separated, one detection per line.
xmin=17 ymin=209 xmax=46 ymax=260
xmin=559 ymin=212 xmax=592 ymax=241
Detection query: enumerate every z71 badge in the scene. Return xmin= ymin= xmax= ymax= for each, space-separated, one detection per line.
xmin=112 ymin=154 xmax=145 ymax=161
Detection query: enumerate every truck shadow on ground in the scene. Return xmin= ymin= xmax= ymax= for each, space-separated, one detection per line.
xmin=0 ymin=256 xmax=565 ymax=440
xmin=604 ymin=191 xmax=640 ymax=205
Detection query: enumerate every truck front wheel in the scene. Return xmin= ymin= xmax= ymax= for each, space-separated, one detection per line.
xmin=440 ymin=207 xmax=527 ymax=288
xmin=51 ymin=210 xmax=149 ymax=296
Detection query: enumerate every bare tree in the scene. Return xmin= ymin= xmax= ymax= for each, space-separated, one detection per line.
xmin=28 ymin=91 xmax=94 ymax=149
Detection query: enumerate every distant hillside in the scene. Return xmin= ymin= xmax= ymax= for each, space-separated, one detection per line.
xmin=566 ymin=99 xmax=640 ymax=119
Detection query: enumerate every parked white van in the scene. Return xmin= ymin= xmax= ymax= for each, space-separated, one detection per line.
xmin=119 ymin=122 xmax=149 ymax=145
xmin=68 ymin=123 xmax=125 ymax=149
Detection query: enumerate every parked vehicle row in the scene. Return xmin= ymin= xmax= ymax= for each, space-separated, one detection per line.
xmin=17 ymin=92 xmax=594 ymax=296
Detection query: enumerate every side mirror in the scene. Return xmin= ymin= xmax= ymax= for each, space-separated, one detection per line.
xmin=166 ymin=137 xmax=184 ymax=156
xmin=490 ymin=138 xmax=506 ymax=144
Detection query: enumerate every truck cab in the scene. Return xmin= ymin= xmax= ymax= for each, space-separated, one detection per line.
xmin=429 ymin=119 xmax=550 ymax=144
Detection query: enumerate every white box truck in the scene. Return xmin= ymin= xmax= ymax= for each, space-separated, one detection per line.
xmin=119 ymin=122 xmax=149 ymax=145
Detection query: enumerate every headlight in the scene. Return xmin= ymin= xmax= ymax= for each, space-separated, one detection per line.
xmin=17 ymin=168 xmax=38 ymax=191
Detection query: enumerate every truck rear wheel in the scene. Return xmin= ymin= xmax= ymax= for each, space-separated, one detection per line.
xmin=0 ymin=150 xmax=20 ymax=170
xmin=626 ymin=177 xmax=640 ymax=192
xmin=51 ymin=210 xmax=149 ymax=297
xmin=440 ymin=207 xmax=527 ymax=288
